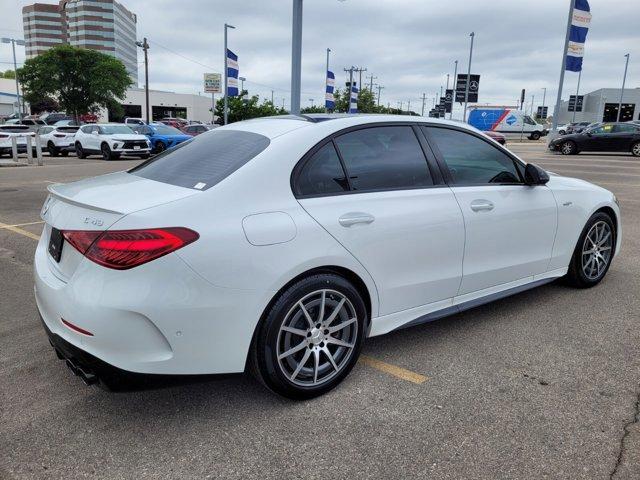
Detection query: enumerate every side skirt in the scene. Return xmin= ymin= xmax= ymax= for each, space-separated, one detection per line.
xmin=395 ymin=277 xmax=556 ymax=332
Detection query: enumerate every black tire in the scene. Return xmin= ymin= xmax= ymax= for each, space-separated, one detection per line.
xmin=565 ymin=212 xmax=616 ymax=288
xmin=101 ymin=142 xmax=113 ymax=160
xmin=631 ymin=141 xmax=640 ymax=157
xmin=75 ymin=142 xmax=86 ymax=159
xmin=47 ymin=141 xmax=59 ymax=157
xmin=560 ymin=140 xmax=577 ymax=155
xmin=154 ymin=142 xmax=166 ymax=154
xmin=60 ymin=150 xmax=69 ymax=157
xmin=250 ymin=273 xmax=366 ymax=400
xmin=529 ymin=131 xmax=541 ymax=141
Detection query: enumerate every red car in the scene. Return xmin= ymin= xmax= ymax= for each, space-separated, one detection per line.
xmin=159 ymin=117 xmax=188 ymax=129
xmin=483 ymin=130 xmax=506 ymax=145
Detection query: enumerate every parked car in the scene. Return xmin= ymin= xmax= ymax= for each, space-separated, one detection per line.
xmin=74 ymin=123 xmax=151 ymax=160
xmin=556 ymin=124 xmax=568 ymax=135
xmin=40 ymin=112 xmax=73 ymax=125
xmin=124 ymin=117 xmax=146 ymax=126
xmin=182 ymin=124 xmax=216 ymax=136
xmin=483 ymin=130 xmax=506 ymax=145
xmin=159 ymin=117 xmax=188 ymax=129
xmin=0 ymin=124 xmax=36 ymax=156
xmin=35 ymin=115 xmax=621 ymax=399
xmin=5 ymin=118 xmax=46 ymax=132
xmin=53 ymin=119 xmax=78 ymax=127
xmin=548 ymin=122 xmax=640 ymax=156
xmin=565 ymin=121 xmax=592 ymax=134
xmin=132 ymin=123 xmax=191 ymax=153
xmin=37 ymin=125 xmax=79 ymax=156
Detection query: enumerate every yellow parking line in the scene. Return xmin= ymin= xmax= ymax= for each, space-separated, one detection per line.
xmin=0 ymin=221 xmax=41 ymax=241
xmin=360 ymin=355 xmax=428 ymax=384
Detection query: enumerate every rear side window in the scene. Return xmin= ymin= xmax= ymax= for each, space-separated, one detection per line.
xmin=333 ymin=126 xmax=432 ymax=192
xmin=296 ymin=142 xmax=349 ymax=196
xmin=130 ymin=130 xmax=270 ymax=190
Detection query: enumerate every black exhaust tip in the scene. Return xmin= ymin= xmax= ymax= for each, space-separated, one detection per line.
xmin=65 ymin=358 xmax=98 ymax=385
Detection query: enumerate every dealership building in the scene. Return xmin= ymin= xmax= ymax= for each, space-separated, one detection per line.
xmin=556 ymin=87 xmax=640 ymax=124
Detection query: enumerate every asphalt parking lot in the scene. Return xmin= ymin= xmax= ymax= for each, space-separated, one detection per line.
xmin=1 ymin=143 xmax=638 ymax=479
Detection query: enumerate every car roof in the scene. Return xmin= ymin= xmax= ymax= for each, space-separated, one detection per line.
xmin=224 ymin=114 xmax=481 ymax=140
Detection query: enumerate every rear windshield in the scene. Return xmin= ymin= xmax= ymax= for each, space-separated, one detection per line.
xmin=129 ymin=129 xmax=270 ymax=190
xmin=57 ymin=126 xmax=79 ymax=132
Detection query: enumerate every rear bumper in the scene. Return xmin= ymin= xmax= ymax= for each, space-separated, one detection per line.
xmin=33 ymin=229 xmax=265 ymax=376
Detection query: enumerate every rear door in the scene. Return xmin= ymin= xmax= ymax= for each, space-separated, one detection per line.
xmin=422 ymin=125 xmax=557 ymax=295
xmin=295 ymin=124 xmax=465 ymax=316
xmin=610 ymin=123 xmax=639 ymax=151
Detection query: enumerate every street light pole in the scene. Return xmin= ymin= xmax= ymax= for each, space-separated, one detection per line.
xmin=239 ymin=76 xmax=246 ymax=95
xmin=2 ymin=37 xmax=26 ymax=121
xmin=223 ymin=23 xmax=235 ymax=125
xmin=450 ymin=60 xmax=458 ymax=119
xmin=135 ymin=38 xmax=150 ymax=123
xmin=290 ymin=0 xmax=303 ymax=114
xmin=551 ymin=0 xmax=575 ymax=135
xmin=376 ymin=85 xmax=384 ymax=107
xmin=617 ymin=53 xmax=630 ymax=122
xmin=463 ymin=32 xmax=475 ymax=122
xmin=541 ymin=87 xmax=547 ymax=120
xmin=421 ymin=93 xmax=426 ymax=116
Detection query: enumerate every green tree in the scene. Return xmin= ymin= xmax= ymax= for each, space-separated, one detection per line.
xmin=301 ymin=105 xmax=325 ymax=114
xmin=331 ymin=87 xmax=399 ymax=114
xmin=215 ymin=91 xmax=286 ymax=123
xmin=2 ymin=70 xmax=16 ymax=79
xmin=17 ymin=45 xmax=131 ymax=122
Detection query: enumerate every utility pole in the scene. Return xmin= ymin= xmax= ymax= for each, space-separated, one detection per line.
xmin=572 ymin=70 xmax=581 ymax=122
xmin=530 ymin=94 xmax=535 ymax=117
xmin=541 ymin=87 xmax=547 ymax=120
xmin=344 ymin=66 xmax=355 ymax=113
xmin=290 ymin=0 xmax=303 ymax=114
xmin=376 ymin=85 xmax=384 ymax=107
xmin=407 ymin=99 xmax=411 ymax=113
xmin=463 ymin=32 xmax=475 ymax=122
xmin=551 ymin=0 xmax=576 ymax=135
xmin=271 ymin=90 xmax=274 ymax=104
xmin=134 ymin=38 xmax=150 ymax=123
xmin=617 ymin=53 xmax=630 ymax=122
xmin=421 ymin=93 xmax=426 ymax=116
xmin=223 ymin=23 xmax=236 ymax=125
xmin=446 ymin=73 xmax=450 ymax=90
xmin=325 ymin=48 xmax=331 ymax=112
xmin=2 ymin=37 xmax=26 ymax=121
xmin=366 ymin=74 xmax=377 ymax=92
xmin=450 ymin=59 xmax=458 ymax=119
xmin=357 ymin=67 xmax=367 ymax=92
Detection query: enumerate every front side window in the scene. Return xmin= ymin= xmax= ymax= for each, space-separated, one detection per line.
xmin=296 ymin=142 xmax=348 ymax=196
xmin=333 ymin=126 xmax=432 ymax=192
xmin=591 ymin=124 xmax=614 ymax=135
xmin=424 ymin=127 xmax=522 ymax=185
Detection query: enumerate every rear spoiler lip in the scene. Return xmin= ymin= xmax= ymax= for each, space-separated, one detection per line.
xmin=46 ymin=184 xmax=125 ymax=215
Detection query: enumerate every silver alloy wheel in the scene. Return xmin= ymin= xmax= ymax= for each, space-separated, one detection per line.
xmin=561 ymin=141 xmax=574 ymax=154
xmin=276 ymin=289 xmax=358 ymax=387
xmin=581 ymin=221 xmax=613 ymax=280
xmin=632 ymin=143 xmax=640 ymax=156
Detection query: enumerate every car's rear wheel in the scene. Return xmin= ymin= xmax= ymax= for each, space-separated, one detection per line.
xmin=75 ymin=142 xmax=86 ymax=159
xmin=47 ymin=141 xmax=59 ymax=157
xmin=631 ymin=141 xmax=640 ymax=157
xmin=101 ymin=143 xmax=113 ymax=160
xmin=251 ymin=273 xmax=366 ymax=399
xmin=560 ymin=140 xmax=577 ymax=155
xmin=565 ymin=212 xmax=615 ymax=288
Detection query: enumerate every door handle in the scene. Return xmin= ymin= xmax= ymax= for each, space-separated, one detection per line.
xmin=338 ymin=212 xmax=375 ymax=227
xmin=470 ymin=200 xmax=494 ymax=212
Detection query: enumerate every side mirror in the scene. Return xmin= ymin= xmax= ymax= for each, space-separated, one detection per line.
xmin=524 ymin=163 xmax=549 ymax=185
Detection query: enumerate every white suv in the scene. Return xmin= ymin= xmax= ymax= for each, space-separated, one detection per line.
xmin=0 ymin=125 xmax=36 ymax=157
xmin=75 ymin=124 xmax=151 ymax=160
xmin=37 ymin=125 xmax=79 ymax=157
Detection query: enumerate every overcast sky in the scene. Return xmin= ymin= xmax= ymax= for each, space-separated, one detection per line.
xmin=1 ymin=0 xmax=638 ymax=117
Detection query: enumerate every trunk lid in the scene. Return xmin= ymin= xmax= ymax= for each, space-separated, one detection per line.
xmin=40 ymin=171 xmax=199 ymax=282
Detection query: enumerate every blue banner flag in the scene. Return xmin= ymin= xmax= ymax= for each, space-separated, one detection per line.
xmin=349 ymin=85 xmax=358 ymax=114
xmin=226 ymin=49 xmax=239 ymax=96
xmin=325 ymin=71 xmax=335 ymax=110
xmin=566 ymin=0 xmax=591 ymax=72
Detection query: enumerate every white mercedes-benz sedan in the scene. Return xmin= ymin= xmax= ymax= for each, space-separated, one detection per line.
xmin=34 ymin=114 xmax=621 ymax=399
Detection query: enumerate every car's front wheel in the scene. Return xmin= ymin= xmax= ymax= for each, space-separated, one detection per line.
xmin=529 ymin=131 xmax=541 ymax=140
xmin=251 ymin=273 xmax=366 ymax=399
xmin=154 ymin=142 xmax=166 ymax=154
xmin=101 ymin=142 xmax=114 ymax=160
xmin=560 ymin=140 xmax=577 ymax=155
xmin=565 ymin=212 xmax=616 ymax=288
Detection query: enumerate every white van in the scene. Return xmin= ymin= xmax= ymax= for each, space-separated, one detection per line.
xmin=468 ymin=107 xmax=547 ymax=140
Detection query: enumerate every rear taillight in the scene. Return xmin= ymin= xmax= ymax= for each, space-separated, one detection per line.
xmin=62 ymin=227 xmax=199 ymax=270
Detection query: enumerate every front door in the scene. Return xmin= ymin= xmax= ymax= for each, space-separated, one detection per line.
xmin=295 ymin=125 xmax=465 ymax=316
xmin=423 ymin=125 xmax=557 ymax=295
